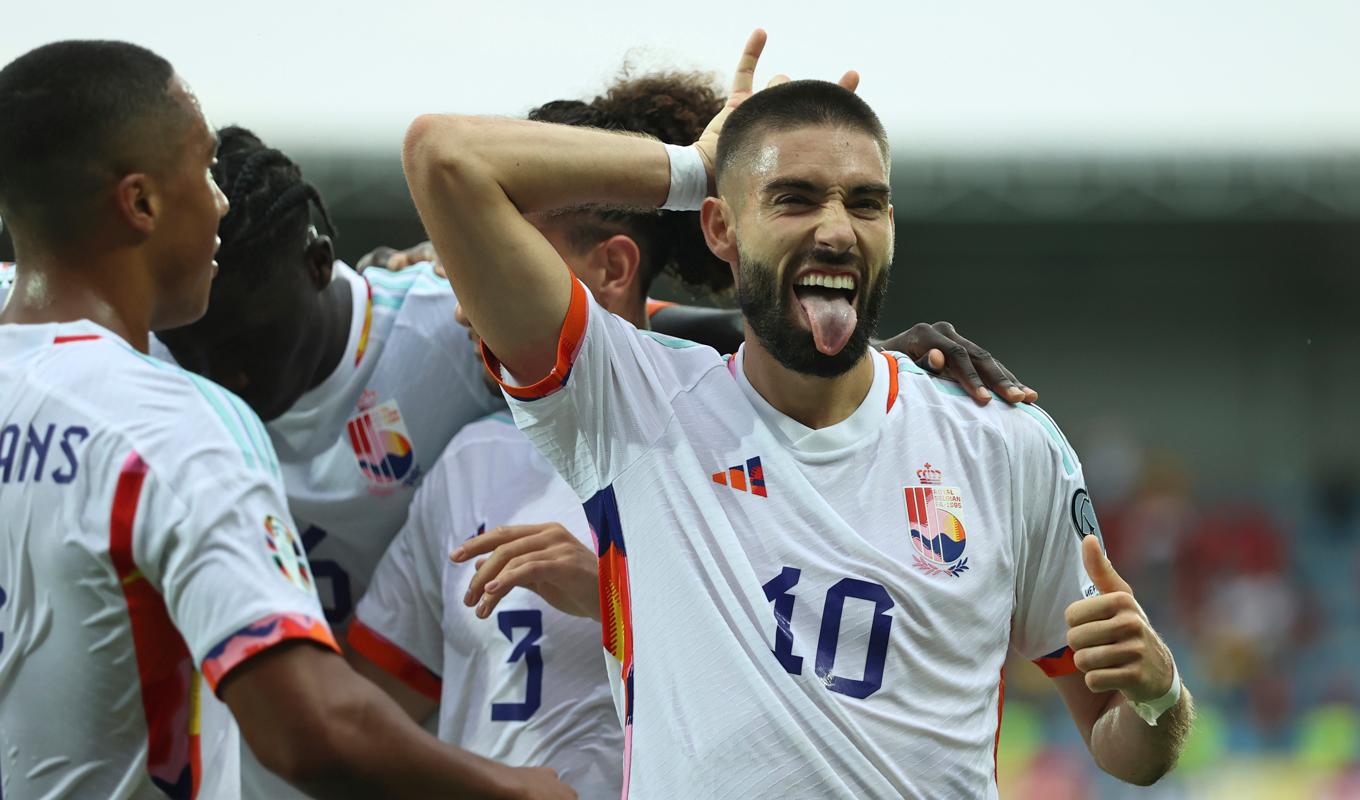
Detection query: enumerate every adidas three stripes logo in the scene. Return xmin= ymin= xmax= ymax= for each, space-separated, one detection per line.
xmin=712 ymin=456 xmax=767 ymax=497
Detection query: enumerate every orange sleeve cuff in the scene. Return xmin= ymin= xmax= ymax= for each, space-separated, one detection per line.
xmin=347 ymin=618 xmax=442 ymax=701
xmin=202 ymin=612 xmax=339 ymax=693
xmin=1033 ymin=646 xmax=1079 ymax=678
xmin=480 ymin=274 xmax=590 ymax=401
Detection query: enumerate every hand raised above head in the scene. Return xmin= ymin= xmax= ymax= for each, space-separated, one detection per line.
xmin=694 ymin=29 xmax=860 ymax=187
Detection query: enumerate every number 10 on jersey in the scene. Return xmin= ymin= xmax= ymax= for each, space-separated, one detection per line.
xmin=762 ymin=567 xmax=894 ymax=699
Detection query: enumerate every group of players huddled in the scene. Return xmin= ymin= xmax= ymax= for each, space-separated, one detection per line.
xmin=0 ymin=30 xmax=1193 ymax=800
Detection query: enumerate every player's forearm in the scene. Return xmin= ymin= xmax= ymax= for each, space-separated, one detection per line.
xmin=231 ymin=646 xmax=525 ymax=800
xmin=402 ymin=115 xmax=672 ymax=382
xmin=289 ymin=680 xmax=521 ymax=799
xmin=403 ymin=114 xmax=670 ymax=217
xmin=1089 ymin=687 xmax=1194 ymax=786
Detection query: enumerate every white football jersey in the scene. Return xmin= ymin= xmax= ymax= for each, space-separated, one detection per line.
xmin=152 ymin=261 xmax=502 ymax=799
xmin=493 ymin=280 xmax=1099 ymax=800
xmin=150 ymin=261 xmax=503 ymax=629
xmin=352 ymin=413 xmax=622 ymax=799
xmin=0 ymin=320 xmax=336 ymax=799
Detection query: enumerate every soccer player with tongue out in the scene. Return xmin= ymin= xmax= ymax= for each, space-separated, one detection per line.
xmin=406 ymin=29 xmax=1193 ymax=800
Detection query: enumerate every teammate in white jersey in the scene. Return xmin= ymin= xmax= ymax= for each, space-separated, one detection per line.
xmin=407 ymin=30 xmax=1194 ymax=798
xmin=350 ymin=76 xmax=781 ymax=799
xmin=354 ymin=414 xmax=617 ymax=796
xmin=152 ymin=126 xmax=504 ymax=633
xmin=0 ymin=40 xmax=570 ymax=800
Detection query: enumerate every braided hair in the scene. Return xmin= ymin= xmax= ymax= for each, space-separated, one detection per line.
xmin=213 ymin=126 xmax=336 ymax=274
xmin=528 ymin=71 xmax=733 ymax=296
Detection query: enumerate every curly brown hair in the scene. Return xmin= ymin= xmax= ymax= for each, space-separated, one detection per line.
xmin=528 ymin=70 xmax=733 ymax=296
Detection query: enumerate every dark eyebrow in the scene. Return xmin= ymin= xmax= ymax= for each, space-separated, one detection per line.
xmin=761 ymin=177 xmax=891 ymax=198
xmin=850 ymin=182 xmax=891 ymax=197
xmin=762 ymin=178 xmax=820 ymax=195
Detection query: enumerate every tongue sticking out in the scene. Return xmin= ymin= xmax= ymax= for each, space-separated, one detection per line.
xmin=798 ymin=291 xmax=858 ymax=355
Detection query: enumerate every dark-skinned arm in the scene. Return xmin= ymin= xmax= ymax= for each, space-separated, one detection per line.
xmin=222 ymin=642 xmax=573 ymax=799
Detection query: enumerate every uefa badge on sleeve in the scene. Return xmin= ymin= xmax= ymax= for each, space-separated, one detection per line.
xmin=263 ymin=515 xmax=315 ymax=592
xmin=904 ymin=463 xmax=970 ymax=577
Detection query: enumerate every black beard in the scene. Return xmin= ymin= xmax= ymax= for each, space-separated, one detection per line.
xmin=737 ymin=248 xmax=890 ymax=379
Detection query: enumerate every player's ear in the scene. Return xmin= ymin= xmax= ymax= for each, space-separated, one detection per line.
xmin=594 ymin=234 xmax=640 ymax=309
xmin=115 ymin=173 xmax=158 ymax=236
xmin=701 ymin=196 xmax=737 ymax=265
xmin=304 ymin=231 xmax=335 ymax=290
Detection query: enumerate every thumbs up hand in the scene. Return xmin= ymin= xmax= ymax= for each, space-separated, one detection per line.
xmin=1063 ymin=535 xmax=1176 ymax=702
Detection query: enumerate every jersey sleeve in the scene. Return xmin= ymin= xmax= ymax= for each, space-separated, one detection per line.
xmin=1007 ymin=405 xmax=1100 ymax=677
xmin=348 ymin=460 xmax=455 ymax=701
xmin=125 ymin=424 xmax=337 ymax=695
xmin=482 ymin=275 xmax=715 ymax=499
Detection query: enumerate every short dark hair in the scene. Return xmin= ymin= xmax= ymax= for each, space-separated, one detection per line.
xmin=715 ymin=80 xmax=889 ymax=192
xmin=0 ymin=40 xmax=187 ymax=248
xmin=529 ymin=70 xmax=733 ymax=295
xmin=212 ymin=126 xmax=335 ymax=278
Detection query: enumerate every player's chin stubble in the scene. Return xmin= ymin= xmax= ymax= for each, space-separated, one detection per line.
xmin=736 ymin=250 xmax=891 ymax=379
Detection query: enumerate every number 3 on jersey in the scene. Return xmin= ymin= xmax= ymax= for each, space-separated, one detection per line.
xmin=762 ymin=567 xmax=894 ymax=699
xmin=492 ymin=610 xmax=543 ymax=722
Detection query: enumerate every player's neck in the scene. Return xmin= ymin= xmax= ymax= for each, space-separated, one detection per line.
xmin=0 ymin=254 xmax=154 ymax=352
xmin=304 ymin=275 xmax=355 ymax=392
xmin=740 ymin=333 xmax=876 ymax=430
xmin=614 ymin=293 xmax=648 ymax=330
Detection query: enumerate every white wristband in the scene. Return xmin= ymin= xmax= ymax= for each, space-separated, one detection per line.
xmin=1130 ymin=660 xmax=1182 ymax=726
xmin=661 ymin=143 xmax=708 ymax=211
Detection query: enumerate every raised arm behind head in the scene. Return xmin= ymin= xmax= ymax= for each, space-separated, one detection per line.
xmin=402 ymin=31 xmax=796 ymax=383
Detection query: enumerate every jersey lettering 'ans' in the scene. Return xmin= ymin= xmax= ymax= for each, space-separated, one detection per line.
xmin=0 ymin=320 xmax=335 ymax=799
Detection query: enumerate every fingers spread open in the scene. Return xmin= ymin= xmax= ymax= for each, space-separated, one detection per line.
xmin=453 ymin=524 xmax=554 ymax=562
xmin=462 ymin=530 xmax=557 ymax=605
xmin=475 ymin=553 xmax=546 ymax=617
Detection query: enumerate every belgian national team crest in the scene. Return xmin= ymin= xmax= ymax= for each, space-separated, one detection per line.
xmin=346 ymin=398 xmax=421 ymax=493
xmin=904 ymin=463 xmax=970 ymax=577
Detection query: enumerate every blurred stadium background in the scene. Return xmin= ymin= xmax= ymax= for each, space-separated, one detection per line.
xmin=5 ymin=2 xmax=1360 ymax=796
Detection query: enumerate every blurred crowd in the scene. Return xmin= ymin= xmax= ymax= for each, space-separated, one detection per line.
xmin=998 ymin=424 xmax=1360 ymax=798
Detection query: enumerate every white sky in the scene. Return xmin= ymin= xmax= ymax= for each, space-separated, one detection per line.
xmin=7 ymin=0 xmax=1360 ymax=156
